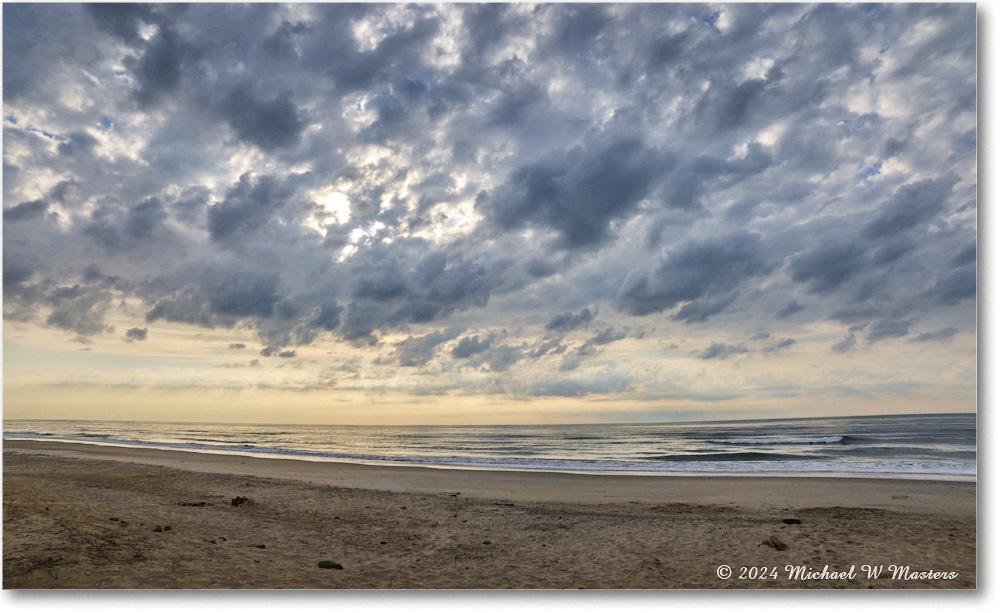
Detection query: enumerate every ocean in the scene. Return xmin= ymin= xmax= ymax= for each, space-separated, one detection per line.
xmin=3 ymin=413 xmax=975 ymax=480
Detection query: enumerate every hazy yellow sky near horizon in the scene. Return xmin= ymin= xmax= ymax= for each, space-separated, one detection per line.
xmin=3 ymin=313 xmax=976 ymax=425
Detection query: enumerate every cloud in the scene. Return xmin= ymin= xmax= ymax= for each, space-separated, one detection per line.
xmin=697 ymin=342 xmax=749 ymax=360
xmin=832 ymin=333 xmax=857 ymax=353
xmin=789 ymin=242 xmax=869 ymax=295
xmin=776 ymin=300 xmax=805 ymax=319
xmin=208 ymin=173 xmax=299 ymax=243
xmin=477 ymin=344 xmax=524 ymax=373
xmin=544 ymin=308 xmax=594 ymax=333
xmin=451 ymin=334 xmax=494 ymax=359
xmin=381 ymin=328 xmax=463 ymax=368
xmin=264 ymin=20 xmax=312 ymax=60
xmin=764 ymin=338 xmax=796 ymax=353
xmin=865 ymin=319 xmax=911 ymax=343
xmin=3 ymin=199 xmax=48 ymax=222
xmin=220 ymin=86 xmax=305 ymax=152
xmin=616 ymin=232 xmax=772 ymax=318
xmin=950 ymin=243 xmax=976 ymax=268
xmin=584 ymin=327 xmax=626 ymax=348
xmin=145 ymin=269 xmax=282 ymax=327
xmin=127 ymin=26 xmax=188 ymax=109
xmin=862 ymin=176 xmax=959 ymax=239
xmin=43 ymin=284 xmax=112 ymax=336
xmin=1 ymin=3 xmax=976 ymax=409
xmin=478 ymin=137 xmax=672 ymax=250
xmin=926 ymin=266 xmax=976 ymax=306
xmin=124 ymin=327 xmax=148 ymax=341
xmin=527 ymin=375 xmax=633 ymax=398
xmin=312 ymin=301 xmax=344 ymax=332
xmin=911 ymin=327 xmax=959 ymax=343
xmin=57 ymin=132 xmax=98 ymax=157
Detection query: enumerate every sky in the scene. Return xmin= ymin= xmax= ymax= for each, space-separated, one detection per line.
xmin=1 ymin=2 xmax=978 ymax=425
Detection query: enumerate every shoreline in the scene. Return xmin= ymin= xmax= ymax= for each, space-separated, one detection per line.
xmin=3 ymin=440 xmax=976 ymax=588
xmin=1 ymin=436 xmax=977 ymax=482
xmin=3 ymin=439 xmax=976 ymax=515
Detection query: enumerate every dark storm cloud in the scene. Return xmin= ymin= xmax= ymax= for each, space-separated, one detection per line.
xmin=125 ymin=327 xmax=148 ymax=341
xmin=925 ymin=266 xmax=976 ymax=306
xmin=451 ymin=334 xmax=494 ymax=359
xmin=870 ymin=236 xmax=917 ymax=267
xmin=144 ymin=269 xmax=281 ymax=327
xmin=341 ymin=243 xmax=492 ymax=338
xmin=208 ymin=173 xmax=298 ymax=243
xmin=86 ymin=3 xmax=158 ymax=45
xmin=862 ymin=176 xmax=959 ymax=240
xmin=210 ymin=275 xmax=282 ymax=319
xmin=3 ymin=263 xmax=34 ymax=289
xmin=880 ymin=137 xmax=907 ymax=159
xmin=263 ymin=20 xmax=311 ymax=60
xmin=221 ymin=86 xmax=304 ymax=152
xmin=305 ymin=9 xmax=440 ymax=95
xmin=695 ymin=73 xmax=776 ymax=136
xmin=3 ymin=199 xmax=47 ymax=222
xmin=459 ymin=3 xmax=524 ymax=64
xmin=672 ymin=295 xmax=736 ymax=324
xmin=478 ymin=137 xmax=672 ymax=249
xmin=79 ymin=195 xmax=177 ymax=254
xmin=124 ymin=197 xmax=167 ymax=240
xmin=616 ymin=232 xmax=772 ymax=318
xmin=312 ymin=301 xmax=344 ymax=332
xmin=544 ymin=308 xmax=594 ymax=333
xmin=789 ymin=242 xmax=867 ymax=295
xmin=57 ymin=132 xmax=98 ymax=157
xmin=128 ymin=26 xmax=188 ymax=109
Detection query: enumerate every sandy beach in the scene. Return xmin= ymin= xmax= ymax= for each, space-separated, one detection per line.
xmin=3 ymin=439 xmax=976 ymax=589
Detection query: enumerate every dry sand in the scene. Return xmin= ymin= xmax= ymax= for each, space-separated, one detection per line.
xmin=3 ymin=440 xmax=976 ymax=589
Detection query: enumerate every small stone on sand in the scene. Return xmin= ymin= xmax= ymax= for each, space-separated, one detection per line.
xmin=318 ymin=561 xmax=344 ymax=570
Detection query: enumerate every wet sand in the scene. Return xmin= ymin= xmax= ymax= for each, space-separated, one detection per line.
xmin=3 ymin=440 xmax=976 ymax=589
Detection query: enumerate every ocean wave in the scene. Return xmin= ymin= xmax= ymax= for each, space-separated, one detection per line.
xmin=708 ymin=435 xmax=846 ymax=445
xmin=643 ymin=452 xmax=815 ymax=462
